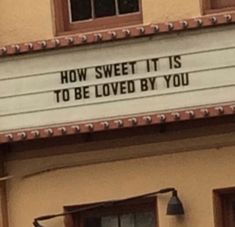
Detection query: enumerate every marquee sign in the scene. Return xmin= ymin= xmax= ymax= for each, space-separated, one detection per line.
xmin=0 ymin=26 xmax=235 ymax=132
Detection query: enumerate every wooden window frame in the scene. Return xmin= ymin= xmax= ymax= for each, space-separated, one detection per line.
xmin=64 ymin=197 xmax=158 ymax=227
xmin=53 ymin=0 xmax=143 ymax=36
xmin=202 ymin=0 xmax=235 ymax=15
xmin=213 ymin=187 xmax=235 ymax=227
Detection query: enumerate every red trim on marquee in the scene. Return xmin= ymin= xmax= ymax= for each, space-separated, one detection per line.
xmin=0 ymin=103 xmax=234 ymax=144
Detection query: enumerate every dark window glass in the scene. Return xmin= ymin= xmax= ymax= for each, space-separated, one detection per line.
xmin=84 ymin=212 xmax=154 ymax=227
xmin=94 ymin=0 xmax=116 ymax=18
xmin=118 ymin=0 xmax=139 ymax=14
xmin=85 ymin=217 xmax=101 ymax=227
xmin=70 ymin=0 xmax=92 ymax=21
xmin=102 ymin=216 xmax=119 ymax=227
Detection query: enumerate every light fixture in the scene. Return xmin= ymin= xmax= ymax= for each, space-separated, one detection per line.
xmin=154 ymin=188 xmax=184 ymax=215
xmin=33 ymin=187 xmax=184 ymax=227
xmin=166 ymin=189 xmax=184 ymax=215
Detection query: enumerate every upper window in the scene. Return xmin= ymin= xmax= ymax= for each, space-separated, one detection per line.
xmin=53 ymin=0 xmax=142 ymax=35
xmin=64 ymin=197 xmax=157 ymax=227
xmin=203 ymin=0 xmax=235 ymax=14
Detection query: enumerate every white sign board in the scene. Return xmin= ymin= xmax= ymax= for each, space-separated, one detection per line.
xmin=0 ymin=26 xmax=235 ymax=132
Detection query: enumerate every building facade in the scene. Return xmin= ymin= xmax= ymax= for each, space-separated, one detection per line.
xmin=0 ymin=1 xmax=235 ymax=227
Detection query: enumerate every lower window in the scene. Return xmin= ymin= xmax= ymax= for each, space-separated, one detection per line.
xmin=64 ymin=197 xmax=157 ymax=227
xmin=214 ymin=187 xmax=235 ymax=227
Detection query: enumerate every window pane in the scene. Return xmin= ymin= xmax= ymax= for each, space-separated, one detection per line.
xmin=85 ymin=217 xmax=101 ymax=227
xmin=135 ymin=212 xmax=155 ymax=227
xmin=70 ymin=0 xmax=92 ymax=21
xmin=94 ymin=0 xmax=116 ymax=18
xmin=101 ymin=216 xmax=119 ymax=227
xmin=118 ymin=0 xmax=139 ymax=14
xmin=120 ymin=214 xmax=135 ymax=227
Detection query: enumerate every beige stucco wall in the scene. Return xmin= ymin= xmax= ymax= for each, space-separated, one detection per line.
xmin=5 ymin=142 xmax=235 ymax=227
xmin=0 ymin=0 xmax=54 ymax=46
xmin=0 ymin=0 xmax=202 ymax=46
xmin=142 ymin=0 xmax=201 ymax=25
